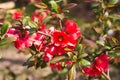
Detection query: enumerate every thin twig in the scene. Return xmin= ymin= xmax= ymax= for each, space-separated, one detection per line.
xmin=102 ymin=72 xmax=111 ymax=80
xmin=79 ymin=65 xmax=85 ymax=74
xmin=100 ymin=44 xmax=120 ymax=54
xmin=37 ymin=31 xmax=51 ymax=37
xmin=59 ymin=20 xmax=62 ymax=30
xmin=107 ymin=68 xmax=110 ymax=79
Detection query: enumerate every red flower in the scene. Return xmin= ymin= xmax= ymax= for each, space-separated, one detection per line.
xmin=31 ymin=32 xmax=46 ymax=52
xmin=5 ymin=28 xmax=19 ymax=40
xmin=84 ymin=65 xmax=102 ymax=77
xmin=65 ymin=61 xmax=74 ymax=66
xmin=52 ymin=31 xmax=69 ymax=46
xmin=43 ymin=53 xmax=53 ymax=62
xmin=45 ymin=45 xmax=57 ymax=56
xmin=95 ymin=54 xmax=110 ymax=71
xmin=6 ymin=28 xmax=33 ymax=50
xmin=84 ymin=54 xmax=110 ymax=77
xmin=31 ymin=10 xmax=50 ymax=23
xmin=65 ymin=20 xmax=78 ymax=34
xmin=31 ymin=10 xmax=43 ymax=23
xmin=12 ymin=10 xmax=22 ymax=20
xmin=14 ymin=30 xmax=33 ymax=50
xmin=64 ymin=20 xmax=82 ymax=41
xmin=50 ymin=62 xmax=62 ymax=71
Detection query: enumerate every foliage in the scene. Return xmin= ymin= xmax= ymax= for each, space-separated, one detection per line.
xmin=0 ymin=0 xmax=120 ymax=80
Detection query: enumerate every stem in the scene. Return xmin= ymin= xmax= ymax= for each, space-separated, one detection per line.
xmin=100 ymin=45 xmax=120 ymax=54
xmin=102 ymin=72 xmax=111 ymax=80
xmin=59 ymin=20 xmax=62 ymax=30
xmin=38 ymin=31 xmax=51 ymax=37
xmin=78 ymin=65 xmax=87 ymax=77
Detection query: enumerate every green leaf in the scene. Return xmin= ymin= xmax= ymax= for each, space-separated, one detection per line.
xmin=56 ymin=14 xmax=64 ymax=20
xmin=50 ymin=0 xmax=58 ymax=13
xmin=80 ymin=53 xmax=88 ymax=58
xmin=112 ymin=37 xmax=119 ymax=45
xmin=49 ymin=56 xmax=66 ymax=63
xmin=109 ymin=0 xmax=118 ymax=4
xmin=40 ymin=60 xmax=47 ymax=68
xmin=68 ymin=64 xmax=76 ymax=80
xmin=22 ymin=18 xmax=28 ymax=25
xmin=1 ymin=21 xmax=9 ymax=36
xmin=28 ymin=21 xmax=37 ymax=28
xmin=42 ymin=16 xmax=52 ymax=24
xmin=91 ymin=2 xmax=100 ymax=7
xmin=79 ymin=59 xmax=91 ymax=66
xmin=75 ymin=44 xmax=83 ymax=54
xmin=96 ymin=40 xmax=104 ymax=46
xmin=34 ymin=2 xmax=48 ymax=8
xmin=23 ymin=61 xmax=35 ymax=68
xmin=25 ymin=4 xmax=37 ymax=15
xmin=0 ymin=37 xmax=15 ymax=47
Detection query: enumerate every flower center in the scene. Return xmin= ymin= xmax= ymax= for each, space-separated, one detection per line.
xmin=58 ymin=36 xmax=64 ymax=42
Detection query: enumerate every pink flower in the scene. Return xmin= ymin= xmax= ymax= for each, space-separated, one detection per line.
xmin=50 ymin=62 xmax=62 ymax=71
xmin=65 ymin=61 xmax=74 ymax=66
xmin=14 ymin=30 xmax=33 ymax=50
xmin=5 ymin=28 xmax=19 ymax=40
xmin=12 ymin=10 xmax=22 ymax=20
xmin=84 ymin=65 xmax=102 ymax=77
xmin=6 ymin=28 xmax=33 ymax=50
xmin=84 ymin=54 xmax=110 ymax=77
xmin=31 ymin=10 xmax=43 ymax=23
xmin=43 ymin=53 xmax=53 ymax=62
xmin=31 ymin=32 xmax=46 ymax=51
xmin=52 ymin=31 xmax=69 ymax=46
xmin=65 ymin=20 xmax=78 ymax=34
xmin=31 ymin=10 xmax=50 ymax=23
xmin=45 ymin=45 xmax=57 ymax=56
xmin=64 ymin=20 xmax=82 ymax=41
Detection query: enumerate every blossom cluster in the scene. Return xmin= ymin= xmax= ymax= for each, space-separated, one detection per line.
xmin=84 ymin=54 xmax=110 ymax=77
xmin=6 ymin=9 xmax=110 ymax=77
xmin=6 ymin=10 xmax=81 ymax=70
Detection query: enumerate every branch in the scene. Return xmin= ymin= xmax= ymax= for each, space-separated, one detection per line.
xmin=102 ymin=72 xmax=111 ymax=80
xmin=59 ymin=20 xmax=63 ymax=30
xmin=37 ymin=31 xmax=51 ymax=37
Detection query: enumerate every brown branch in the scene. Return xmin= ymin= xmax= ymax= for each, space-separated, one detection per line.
xmin=102 ymin=72 xmax=111 ymax=80
xmin=37 ymin=31 xmax=51 ymax=37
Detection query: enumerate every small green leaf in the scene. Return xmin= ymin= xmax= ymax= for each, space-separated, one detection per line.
xmin=96 ymin=40 xmax=104 ymax=46
xmin=56 ymin=14 xmax=64 ymax=20
xmin=23 ymin=61 xmax=34 ymax=68
xmin=28 ymin=21 xmax=37 ymax=28
xmin=109 ymin=0 xmax=118 ymax=4
xmin=91 ymin=2 xmax=100 ymax=7
xmin=50 ymin=0 xmax=58 ymax=13
xmin=75 ymin=44 xmax=83 ymax=54
xmin=40 ymin=60 xmax=47 ymax=68
xmin=42 ymin=16 xmax=52 ymax=24
xmin=68 ymin=64 xmax=76 ymax=80
xmin=80 ymin=53 xmax=88 ymax=58
xmin=0 ymin=37 xmax=15 ymax=47
xmin=1 ymin=21 xmax=9 ymax=36
xmin=49 ymin=56 xmax=66 ymax=63
xmin=34 ymin=2 xmax=48 ymax=8
xmin=22 ymin=18 xmax=28 ymax=25
xmin=59 ymin=68 xmax=68 ymax=74
xmin=79 ymin=59 xmax=91 ymax=66
xmin=112 ymin=37 xmax=119 ymax=45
